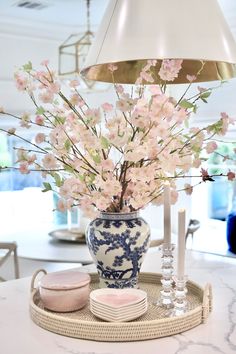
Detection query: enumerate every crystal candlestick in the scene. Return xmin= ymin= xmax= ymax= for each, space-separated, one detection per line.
xmin=155 ymin=243 xmax=175 ymax=309
xmin=172 ymin=275 xmax=188 ymax=316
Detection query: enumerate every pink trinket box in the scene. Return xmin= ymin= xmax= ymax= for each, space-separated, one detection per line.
xmin=38 ymin=270 xmax=91 ymax=312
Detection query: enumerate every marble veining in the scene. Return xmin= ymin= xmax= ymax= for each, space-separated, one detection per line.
xmin=221 ymin=279 xmax=236 ymax=350
xmin=56 ymin=344 xmax=112 ymax=354
xmin=173 ymin=334 xmax=226 ymax=353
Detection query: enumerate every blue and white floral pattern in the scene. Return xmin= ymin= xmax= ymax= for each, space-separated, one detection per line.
xmin=86 ymin=212 xmax=150 ymax=288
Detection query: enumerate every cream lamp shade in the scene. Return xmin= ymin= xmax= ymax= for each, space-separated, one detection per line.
xmin=80 ymin=0 xmax=236 ymax=84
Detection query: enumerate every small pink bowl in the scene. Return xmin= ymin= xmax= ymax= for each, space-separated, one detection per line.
xmin=38 ymin=270 xmax=90 ymax=312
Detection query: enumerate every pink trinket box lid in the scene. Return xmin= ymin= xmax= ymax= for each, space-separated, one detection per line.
xmin=39 ymin=270 xmax=90 ymax=290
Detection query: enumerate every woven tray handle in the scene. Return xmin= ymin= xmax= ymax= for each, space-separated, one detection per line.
xmin=30 ymin=269 xmax=47 ymax=292
xmin=202 ymin=283 xmax=213 ymax=323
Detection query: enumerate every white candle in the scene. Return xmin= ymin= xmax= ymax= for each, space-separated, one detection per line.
xmin=163 ymin=181 xmax=171 ymax=245
xmin=177 ymin=209 xmax=186 ymax=279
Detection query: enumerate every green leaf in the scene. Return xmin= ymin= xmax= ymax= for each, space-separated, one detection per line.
xmin=78 ymin=174 xmax=85 ymax=182
xmin=191 ymin=145 xmax=201 ymax=154
xmin=200 ymin=91 xmax=211 ymax=99
xmin=55 ymin=116 xmax=66 ymax=125
xmin=52 ymin=173 xmax=63 ymax=187
xmin=193 ymin=105 xmax=197 ymax=113
xmin=184 ymin=119 xmax=189 ymax=128
xmin=23 ymin=61 xmax=32 ymax=73
xmin=65 ymin=165 xmax=75 ymax=173
xmin=64 ymin=139 xmax=71 ymax=151
xmin=101 ymin=136 xmax=109 ymax=149
xmin=92 ymin=154 xmax=101 ymax=164
xmin=88 ymin=173 xmax=96 ymax=185
xmin=36 ymin=106 xmax=45 ymax=115
xmin=42 ymin=182 xmax=52 ymax=192
xmin=179 ymin=99 xmax=194 ymax=109
xmin=179 ymin=100 xmax=197 ymax=113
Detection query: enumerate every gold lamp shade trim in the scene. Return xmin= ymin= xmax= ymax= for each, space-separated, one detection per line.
xmin=81 ymin=59 xmax=236 ymax=85
xmin=81 ymin=0 xmax=236 ymax=84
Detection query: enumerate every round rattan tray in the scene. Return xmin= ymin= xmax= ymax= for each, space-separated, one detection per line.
xmin=30 ymin=272 xmax=212 ymax=342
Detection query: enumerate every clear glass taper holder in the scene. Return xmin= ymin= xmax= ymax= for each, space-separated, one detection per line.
xmin=172 ymin=275 xmax=188 ymax=316
xmin=154 ymin=243 xmax=175 ymax=309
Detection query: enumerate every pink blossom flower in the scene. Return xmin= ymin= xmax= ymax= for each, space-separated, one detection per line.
xmin=206 ymin=141 xmax=217 ymax=153
xmin=173 ymin=108 xmax=188 ymax=124
xmin=60 ymin=178 xmax=87 ymax=200
xmin=70 ymin=94 xmax=79 ymax=106
xmin=155 ymin=121 xmax=170 ymax=138
xmin=116 ymin=98 xmax=131 ymax=112
xmin=227 ymin=171 xmax=235 ymax=181
xmin=20 ymin=113 xmax=31 ymax=129
xmin=27 ymin=154 xmax=36 ymax=165
xmin=35 ymin=115 xmax=44 ymax=125
xmin=14 ymin=73 xmax=28 ymax=91
xmin=115 ymin=85 xmax=124 ymax=94
xmin=100 ymin=159 xmax=114 ymax=171
xmin=158 ymin=59 xmax=183 ymax=81
xmin=1 ymin=61 xmax=234 ymax=215
xmin=201 ymin=168 xmax=214 ymax=182
xmin=40 ymin=59 xmax=49 ymax=66
xmin=102 ymin=103 xmax=113 ymax=112
xmin=170 ymin=189 xmax=178 ymax=204
xmin=161 ymin=101 xmax=175 ymax=119
xmin=184 ymin=183 xmax=193 ymax=195
xmin=78 ymin=98 xmax=85 ymax=107
xmin=38 ymin=90 xmax=54 ymax=103
xmin=108 ymin=63 xmax=118 ymax=72
xmin=140 ymin=71 xmax=154 ymax=83
xmin=101 ymin=178 xmax=122 ymax=197
xmin=42 ymin=154 xmax=58 ymax=169
xmin=85 ymin=108 xmax=101 ymax=126
xmin=149 ymin=86 xmax=162 ymax=96
xmin=192 ymin=158 xmax=201 ymax=168
xmin=80 ymin=197 xmax=98 ymax=219
xmin=186 ymin=75 xmax=196 ymax=82
xmin=197 ymin=86 xmax=207 ymax=93
xmin=147 ymin=59 xmax=157 ymax=66
xmin=57 ymin=199 xmax=67 ymax=212
xmin=17 ymin=148 xmax=27 ymax=161
xmin=19 ymin=161 xmax=29 ymax=174
xmin=48 ymin=82 xmax=60 ymax=94
xmin=69 ymin=79 xmax=80 ymax=88
xmin=135 ymin=77 xmax=142 ymax=85
xmin=35 ymin=133 xmax=45 ymax=144
xmin=93 ymin=193 xmax=111 ymax=211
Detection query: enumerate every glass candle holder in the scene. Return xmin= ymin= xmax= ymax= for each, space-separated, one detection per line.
xmin=155 ymin=243 xmax=175 ymax=309
xmin=172 ymin=275 xmax=188 ymax=316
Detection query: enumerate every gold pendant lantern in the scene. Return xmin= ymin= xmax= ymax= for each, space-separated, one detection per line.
xmin=58 ymin=0 xmax=94 ymax=89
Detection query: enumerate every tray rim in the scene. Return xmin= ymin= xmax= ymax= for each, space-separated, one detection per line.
xmin=30 ymin=271 xmax=212 ymax=340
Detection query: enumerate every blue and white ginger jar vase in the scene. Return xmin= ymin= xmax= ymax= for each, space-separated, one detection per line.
xmin=86 ymin=211 xmax=150 ymax=288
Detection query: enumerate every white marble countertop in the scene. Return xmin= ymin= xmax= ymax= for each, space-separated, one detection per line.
xmin=0 ymin=248 xmax=236 ymax=354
